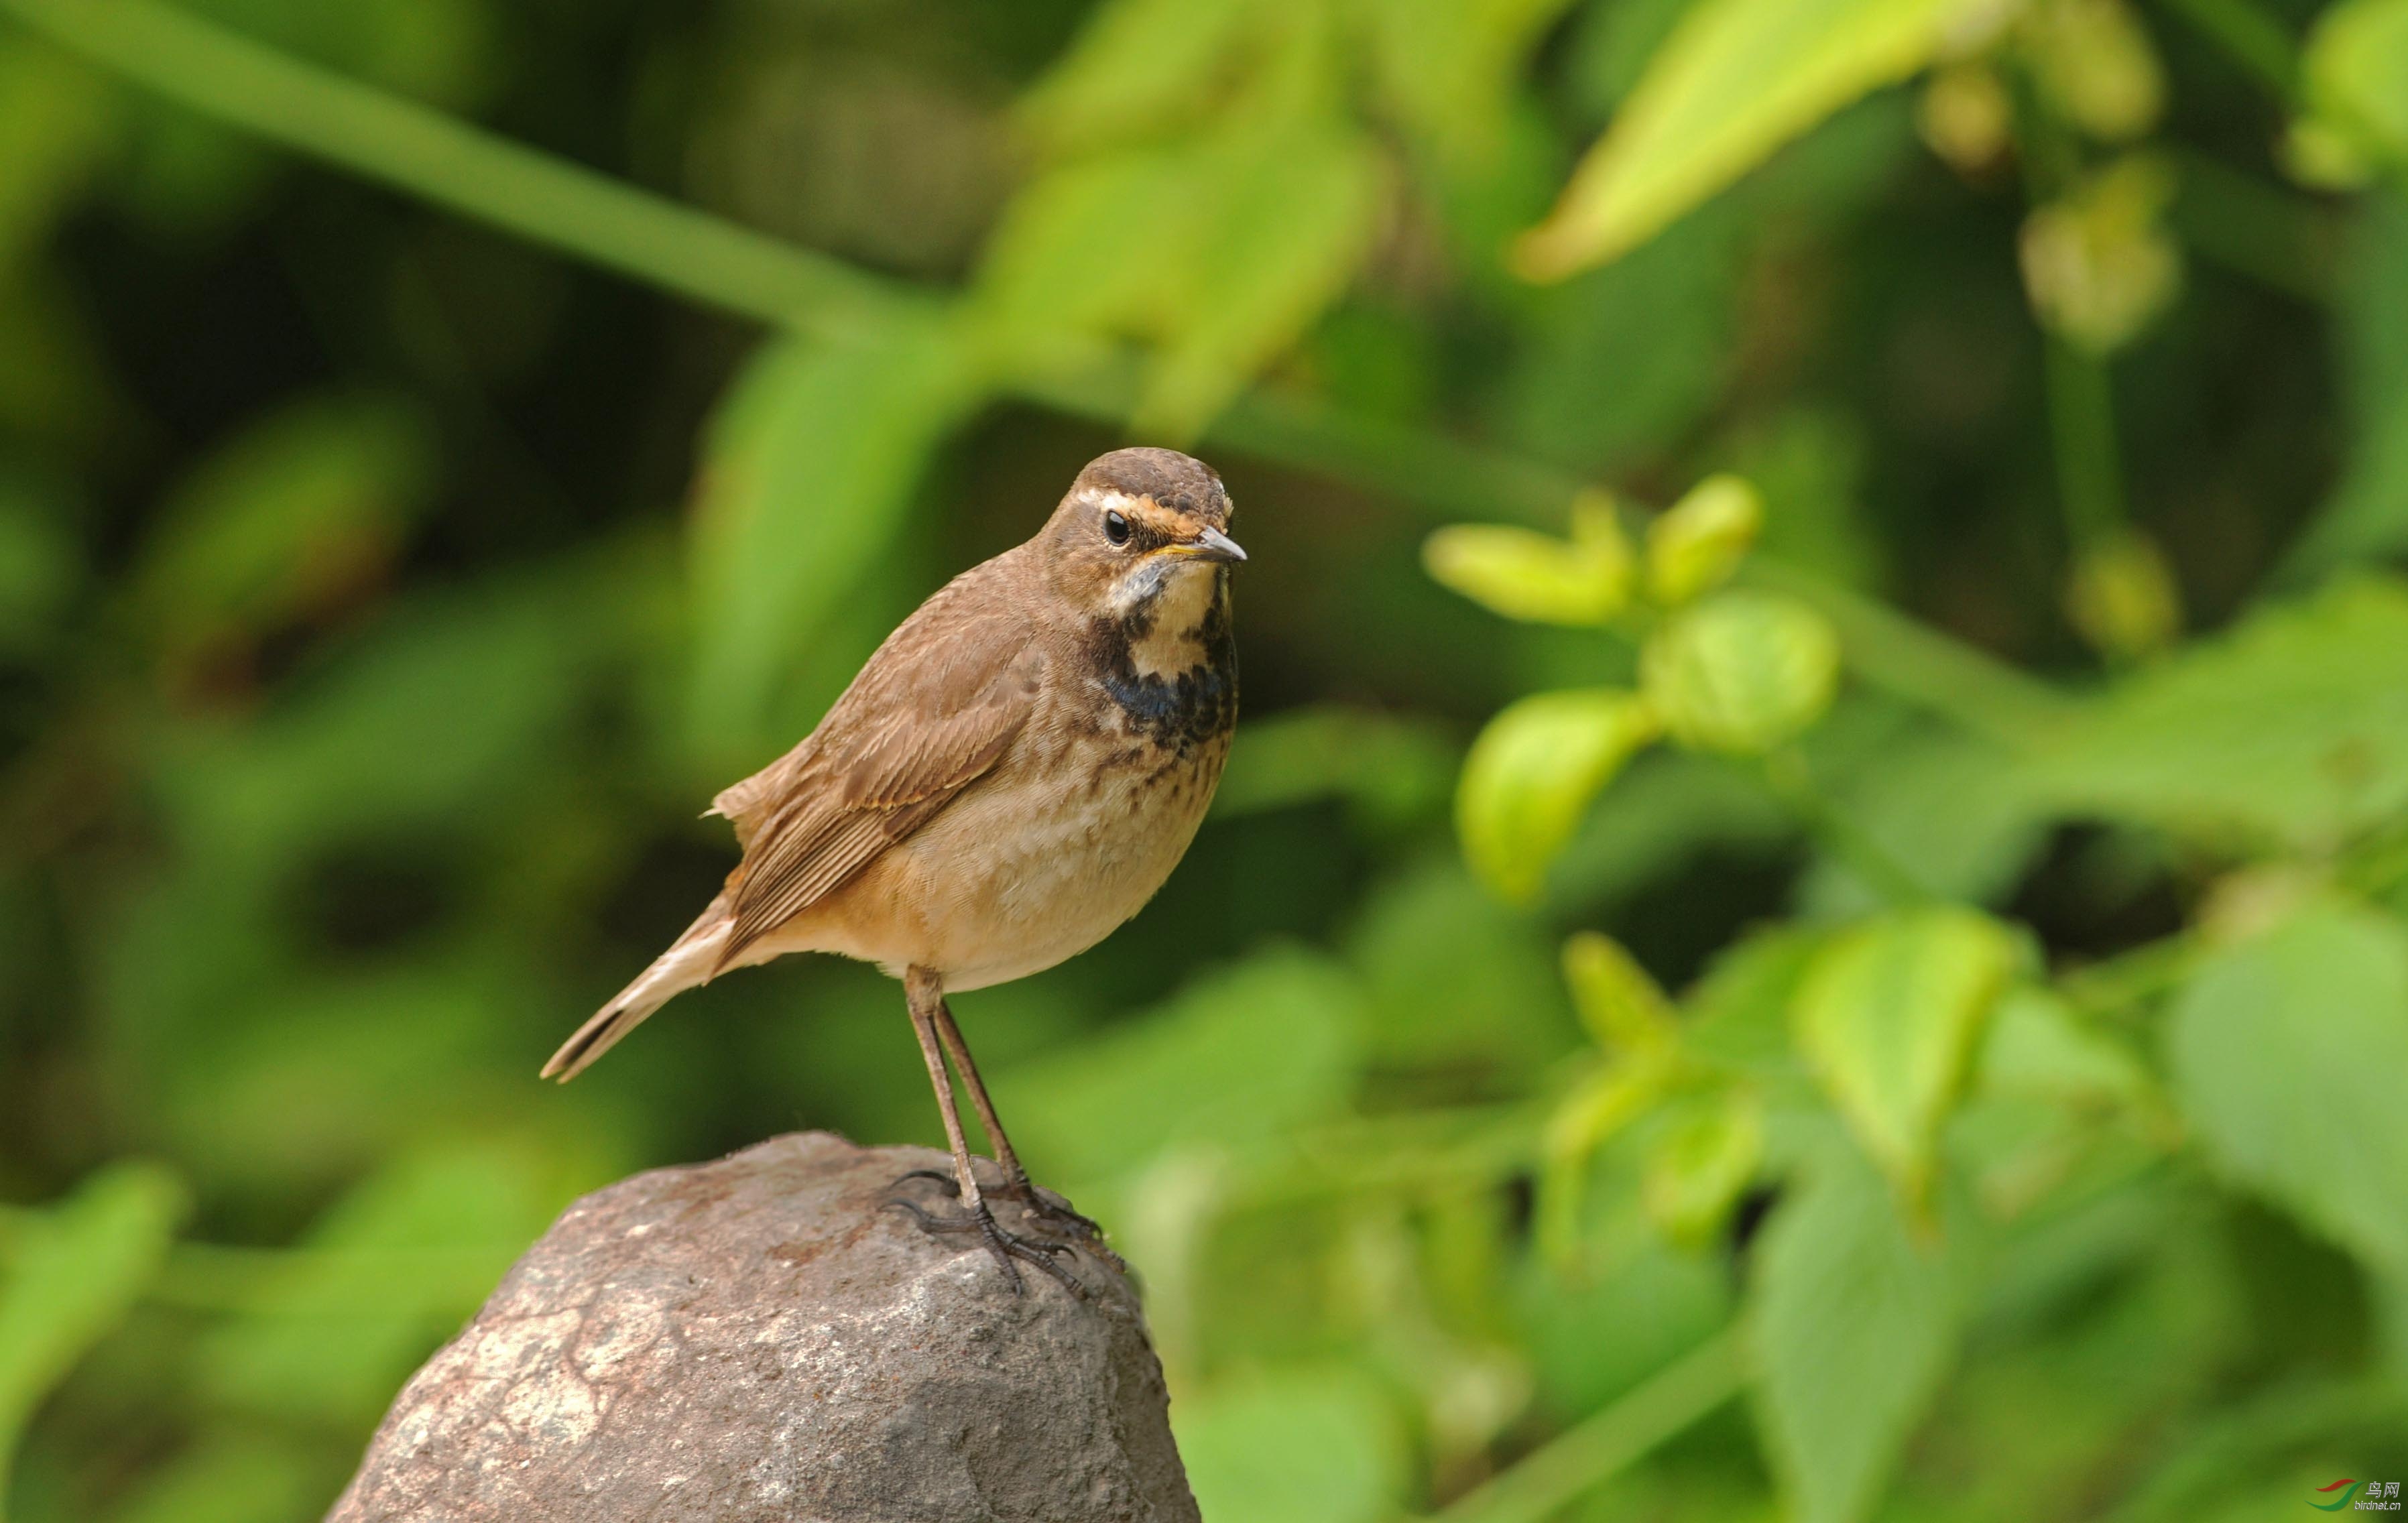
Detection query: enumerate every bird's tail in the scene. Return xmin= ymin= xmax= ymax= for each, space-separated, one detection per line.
xmin=540 ymin=898 xmax=733 ymax=1083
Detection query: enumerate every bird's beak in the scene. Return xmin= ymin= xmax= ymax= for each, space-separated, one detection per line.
xmin=1177 ymin=526 xmax=1247 ymax=564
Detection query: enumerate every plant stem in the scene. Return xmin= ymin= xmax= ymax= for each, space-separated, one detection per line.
xmin=2149 ymin=0 xmax=2301 ymax=105
xmin=0 ymin=0 xmax=916 ymax=338
xmin=2014 ymin=92 xmax=2129 ymax=563
xmin=1431 ymin=1327 xmax=1746 ymax=1523
xmin=1 ymin=0 xmax=2076 ymax=750
xmin=1761 ymin=750 xmax=1938 ymax=908
xmin=2169 ymin=150 xmax=2336 ymax=307
xmin=2045 ymin=339 xmax=2128 ymax=555
xmin=2057 ymin=931 xmax=2203 ymax=1020
xmin=1742 ymin=559 xmax=2075 ymax=747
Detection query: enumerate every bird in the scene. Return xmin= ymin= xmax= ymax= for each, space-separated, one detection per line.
xmin=540 ymin=446 xmax=1242 ymax=1290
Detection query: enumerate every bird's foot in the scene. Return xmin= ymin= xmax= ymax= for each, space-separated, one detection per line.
xmin=892 ymin=1168 xmax=1127 ymax=1274
xmin=1008 ymin=1184 xmax=1128 ymax=1274
xmin=886 ymin=1176 xmax=1081 ymax=1294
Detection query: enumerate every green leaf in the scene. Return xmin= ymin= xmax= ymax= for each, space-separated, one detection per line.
xmin=2280 ymin=194 xmax=2408 ymax=576
xmin=199 ymin=1138 xmax=570 ymax=1424
xmin=2033 ymin=576 xmax=2408 ymax=849
xmin=1134 ymin=117 xmax=1384 ymax=436
xmin=1016 ymin=0 xmax=1263 ymax=154
xmin=1750 ymin=1140 xmax=1957 ymax=1523
xmin=1176 ymin=1368 xmax=1405 ymax=1523
xmin=1541 ymin=1059 xmax=1674 ymax=1264
xmin=182 ymin=0 xmax=493 ymax=108
xmin=1424 ymin=496 xmax=1635 ymax=626
xmin=1561 ymin=928 xmax=1675 ymax=1052
xmin=1349 ymin=860 xmax=1584 ymax=1077
xmin=1000 ymin=948 xmax=1365 ymax=1186
xmin=160 ymin=578 xmax=590 ymax=873
xmin=1976 ymin=984 xmax=2155 ymax=1111
xmin=1977 ymin=985 xmax=2152 ymax=1109
xmin=1456 ymin=688 xmax=1663 ymax=902
xmin=976 ymin=105 xmax=1382 ymax=437
xmin=1358 ymin=0 xmax=1585 ymax=174
xmin=1685 ymin=924 xmax=1827 ymax=1073
xmin=1640 ymin=589 xmax=1840 ymax=754
xmin=0 ymin=39 xmax=118 ymax=271
xmin=1501 ymin=198 xmax=1753 ymax=478
xmin=1645 ymin=473 xmax=1762 ymax=605
xmin=0 ymin=1163 xmax=186 ymax=1498
xmin=0 ymin=477 xmax=78 ymax=654
xmin=1791 ymin=906 xmax=2020 ymax=1197
xmin=1518 ymin=1150 xmax=1734 ymax=1416
xmin=1794 ymin=729 xmax=2050 ymax=919
xmin=1207 ymin=703 xmax=1456 ymax=829
xmin=2167 ymin=900 xmax=2408 ymax=1271
xmin=2290 ymin=0 xmax=2408 ymax=187
xmin=1644 ymin=1087 xmax=1764 ymax=1245
xmin=133 ymin=393 xmax=436 ymax=652
xmin=1514 ymin=0 xmax=1965 ymax=276
xmin=103 ymin=1433 xmax=324 ymax=1523
xmin=687 ymin=318 xmax=981 ymax=749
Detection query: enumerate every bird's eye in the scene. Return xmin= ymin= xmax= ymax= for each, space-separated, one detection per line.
xmin=1103 ymin=509 xmax=1131 ymax=546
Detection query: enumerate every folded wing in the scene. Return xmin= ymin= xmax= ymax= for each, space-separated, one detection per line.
xmin=713 ymin=577 xmax=1044 ymax=965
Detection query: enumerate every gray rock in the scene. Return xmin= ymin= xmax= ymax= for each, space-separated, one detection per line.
xmin=328 ymin=1132 xmax=1199 ymax=1523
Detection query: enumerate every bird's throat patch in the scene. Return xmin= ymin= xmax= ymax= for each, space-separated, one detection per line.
xmin=1094 ymin=574 xmax=1237 ymax=755
xmin=1121 ymin=562 xmax=1219 ymax=679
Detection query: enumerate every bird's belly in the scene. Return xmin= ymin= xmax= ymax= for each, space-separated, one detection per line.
xmin=804 ymin=733 xmax=1229 ymax=990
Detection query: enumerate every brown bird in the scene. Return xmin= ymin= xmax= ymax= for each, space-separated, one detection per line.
xmin=542 ymin=447 xmax=1242 ymax=1288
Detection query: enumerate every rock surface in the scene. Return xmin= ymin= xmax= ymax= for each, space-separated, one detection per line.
xmin=328 ymin=1132 xmax=1199 ymax=1523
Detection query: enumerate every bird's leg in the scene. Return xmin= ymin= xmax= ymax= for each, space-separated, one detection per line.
xmin=886 ymin=966 xmax=1077 ymax=1293
xmin=927 ymin=995 xmax=1114 ymax=1254
xmin=927 ymin=995 xmax=1029 ymax=1186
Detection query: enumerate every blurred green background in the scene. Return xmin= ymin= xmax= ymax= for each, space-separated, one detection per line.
xmin=3 ymin=0 xmax=2408 ymax=1518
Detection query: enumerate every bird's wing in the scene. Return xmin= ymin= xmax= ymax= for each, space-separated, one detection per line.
xmin=714 ymin=577 xmax=1044 ymax=964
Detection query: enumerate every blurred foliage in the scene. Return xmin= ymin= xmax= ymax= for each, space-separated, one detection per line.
xmin=2 ymin=0 xmax=2407 ymax=1518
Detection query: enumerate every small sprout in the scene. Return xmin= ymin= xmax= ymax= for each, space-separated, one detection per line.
xmin=1640 ymin=590 xmax=1840 ymax=755
xmin=1424 ymin=489 xmax=1633 ymax=626
xmin=1562 ymin=930 xmax=1676 ymax=1054
xmin=2064 ymin=528 xmax=2181 ymax=660
xmin=1917 ymin=62 xmax=2014 ymax=175
xmin=2022 ymin=0 xmax=2166 ymax=143
xmin=2018 ymin=154 xmax=2183 ymax=355
xmin=1643 ymin=1089 xmax=1764 ymax=1247
xmin=1539 ymin=1059 xmax=1669 ymax=1268
xmin=1646 ymin=474 xmax=1763 ymax=607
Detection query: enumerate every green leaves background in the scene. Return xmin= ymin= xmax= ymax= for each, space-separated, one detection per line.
xmin=4 ymin=0 xmax=2408 ymax=1518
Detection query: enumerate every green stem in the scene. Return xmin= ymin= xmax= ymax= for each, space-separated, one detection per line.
xmin=0 ymin=0 xmax=915 ymax=338
xmin=2056 ymin=931 xmax=2203 ymax=1020
xmin=0 ymin=1206 xmax=512 ymax=1313
xmin=2045 ymin=339 xmax=2128 ymax=554
xmin=2149 ymin=0 xmax=2301 ymax=105
xmin=1430 ymin=1327 xmax=1746 ymax=1523
xmin=2168 ymin=149 xmax=2336 ymax=307
xmin=1742 ymin=560 xmax=2075 ymax=747
xmin=2016 ymin=95 xmax=2128 ymax=563
xmin=1 ymin=0 xmax=2075 ymax=750
xmin=1761 ymin=750 xmax=1937 ymax=908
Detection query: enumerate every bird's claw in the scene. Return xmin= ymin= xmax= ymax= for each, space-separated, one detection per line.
xmin=886 ymin=1191 xmax=1082 ymax=1294
xmin=889 ymin=1168 xmax=1122 ymax=1268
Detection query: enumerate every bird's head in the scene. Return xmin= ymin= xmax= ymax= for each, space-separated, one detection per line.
xmin=1040 ymin=447 xmax=1243 ymax=623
